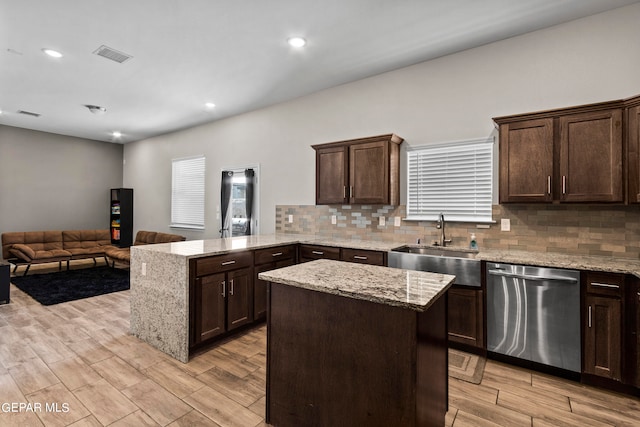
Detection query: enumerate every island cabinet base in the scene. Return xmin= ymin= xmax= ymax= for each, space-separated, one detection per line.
xmin=266 ymin=282 xmax=448 ymax=427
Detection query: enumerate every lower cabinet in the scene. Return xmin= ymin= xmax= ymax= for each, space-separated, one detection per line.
xmin=447 ymin=286 xmax=484 ymax=349
xmin=190 ymin=251 xmax=253 ymax=348
xmin=300 ymin=244 xmax=387 ymax=266
xmin=254 ymin=245 xmax=297 ymax=321
xmin=341 ymin=248 xmax=386 ymax=266
xmin=583 ymin=271 xmax=624 ymax=382
xmin=299 ymin=244 xmax=340 ymax=263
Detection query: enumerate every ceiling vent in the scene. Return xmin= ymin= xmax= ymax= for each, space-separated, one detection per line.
xmin=93 ymin=45 xmax=132 ymax=63
xmin=17 ymin=110 xmax=41 ymax=118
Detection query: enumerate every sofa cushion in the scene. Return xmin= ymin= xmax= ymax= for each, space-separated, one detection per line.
xmin=2 ymin=231 xmax=64 ymax=261
xmin=10 ymin=244 xmax=70 ymax=261
xmin=104 ymin=247 xmax=131 ymax=262
xmin=63 ymin=230 xmax=112 ymax=250
xmin=134 ymin=231 xmax=186 ymax=245
xmin=9 ymin=244 xmax=36 ymax=261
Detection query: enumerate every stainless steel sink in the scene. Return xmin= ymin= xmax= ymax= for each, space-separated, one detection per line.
xmin=388 ymin=245 xmax=481 ymax=287
xmin=391 ymin=245 xmax=477 ymax=259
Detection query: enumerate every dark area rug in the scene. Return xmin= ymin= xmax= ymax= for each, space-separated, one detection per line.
xmin=11 ymin=266 xmax=129 ymax=306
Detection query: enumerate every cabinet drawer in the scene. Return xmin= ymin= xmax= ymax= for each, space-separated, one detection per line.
xmin=194 ymin=251 xmax=253 ymax=276
xmin=585 ymin=271 xmax=624 ymax=297
xmin=254 ymin=245 xmax=296 ymax=266
xmin=341 ymin=248 xmax=385 ymax=266
xmin=299 ymin=245 xmax=340 ymax=261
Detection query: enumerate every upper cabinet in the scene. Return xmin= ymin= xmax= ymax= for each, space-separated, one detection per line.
xmin=312 ymin=134 xmax=403 ymax=205
xmin=498 ymin=118 xmax=554 ymax=203
xmin=495 ymin=101 xmax=624 ymax=204
xmin=626 ymin=96 xmax=640 ymax=203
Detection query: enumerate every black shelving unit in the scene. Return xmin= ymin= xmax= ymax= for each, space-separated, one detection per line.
xmin=110 ymin=188 xmax=133 ymax=247
xmin=0 ymin=261 xmax=9 ymax=304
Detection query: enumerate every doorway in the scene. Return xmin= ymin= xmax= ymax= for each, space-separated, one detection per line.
xmin=220 ymin=166 xmax=259 ymax=237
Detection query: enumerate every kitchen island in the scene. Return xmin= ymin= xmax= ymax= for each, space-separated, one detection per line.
xmin=259 ymin=259 xmax=455 ymax=427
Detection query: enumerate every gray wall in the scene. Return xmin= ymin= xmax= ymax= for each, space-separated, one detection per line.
xmin=0 ymin=125 xmax=123 ymax=234
xmin=124 ymin=3 xmax=640 ymax=238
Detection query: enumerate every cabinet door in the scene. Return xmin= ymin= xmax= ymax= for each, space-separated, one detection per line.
xmin=447 ymin=287 xmax=484 ymax=348
xmin=349 ymin=141 xmax=389 ymax=204
xmin=197 ymin=273 xmax=226 ymax=343
xmin=254 ymin=258 xmax=296 ymax=321
xmin=584 ymin=295 xmax=622 ymax=380
xmin=227 ymin=267 xmax=253 ymax=331
xmin=499 ymin=119 xmax=553 ymax=203
xmin=559 ymin=109 xmax=623 ymax=202
xmin=316 ymin=145 xmax=348 ymax=204
xmin=628 ymin=104 xmax=640 ymax=203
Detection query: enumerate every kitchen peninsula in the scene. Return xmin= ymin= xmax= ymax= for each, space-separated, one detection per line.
xmin=129 ymin=234 xmax=402 ymax=363
xmin=259 ymin=259 xmax=455 ymax=427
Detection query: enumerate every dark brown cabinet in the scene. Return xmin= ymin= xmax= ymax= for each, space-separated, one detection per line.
xmin=498 ymin=118 xmax=554 ymax=203
xmin=299 ymin=244 xmax=341 ymax=263
xmin=559 ymin=109 xmax=623 ymax=202
xmin=495 ymin=103 xmax=624 ymax=203
xmin=254 ymin=245 xmax=297 ymax=321
xmin=447 ymin=286 xmax=484 ymax=349
xmin=626 ymin=96 xmax=640 ymax=203
xmin=341 ymin=248 xmax=386 ymax=266
xmin=300 ymin=245 xmax=387 ymax=266
xmin=190 ymin=251 xmax=253 ymax=347
xmin=583 ymin=271 xmax=624 ymax=381
xmin=312 ymin=134 xmax=403 ymax=205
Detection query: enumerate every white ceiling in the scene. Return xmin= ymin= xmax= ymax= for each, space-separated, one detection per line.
xmin=1 ymin=0 xmax=638 ymax=143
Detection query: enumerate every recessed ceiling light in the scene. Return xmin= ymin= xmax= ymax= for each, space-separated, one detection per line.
xmin=287 ymin=37 xmax=306 ymax=48
xmin=42 ymin=48 xmax=63 ymax=58
xmin=112 ymin=131 xmax=122 ymax=139
xmin=205 ymin=102 xmax=216 ymax=109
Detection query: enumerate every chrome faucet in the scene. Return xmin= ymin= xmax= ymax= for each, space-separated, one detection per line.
xmin=435 ymin=213 xmax=452 ymax=247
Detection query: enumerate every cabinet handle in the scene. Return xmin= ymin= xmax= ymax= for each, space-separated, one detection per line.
xmin=547 ymin=176 xmax=551 ymax=195
xmin=562 ymin=176 xmax=566 ymax=194
xmin=221 ymin=281 xmax=226 ymax=298
xmin=590 ymin=282 xmax=619 ymax=289
xmin=588 ymin=306 xmax=592 ymax=328
xmin=230 ymin=279 xmax=234 ymax=296
xmin=221 ymin=260 xmax=236 ymax=266
xmin=350 ymin=186 xmax=353 ymax=198
xmin=343 ymin=186 xmax=346 ymax=199
xmin=312 ymin=251 xmax=324 ymax=255
xmin=353 ymin=255 xmax=368 ymax=260
xmin=271 ymin=252 xmax=283 ymax=257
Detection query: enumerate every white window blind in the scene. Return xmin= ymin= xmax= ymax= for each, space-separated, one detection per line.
xmin=171 ymin=155 xmax=205 ymax=229
xmin=407 ymin=138 xmax=493 ymax=222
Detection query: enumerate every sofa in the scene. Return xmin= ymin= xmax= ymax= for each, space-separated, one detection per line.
xmin=105 ymin=230 xmax=186 ymax=267
xmin=1 ymin=229 xmax=113 ymax=275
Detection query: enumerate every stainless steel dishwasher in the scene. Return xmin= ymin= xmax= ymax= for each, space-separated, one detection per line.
xmin=486 ymin=262 xmax=581 ymax=373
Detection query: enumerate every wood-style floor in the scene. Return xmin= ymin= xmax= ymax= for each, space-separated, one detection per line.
xmin=1 ymin=262 xmax=639 ymax=426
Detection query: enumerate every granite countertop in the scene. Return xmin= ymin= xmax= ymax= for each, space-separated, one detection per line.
xmin=131 ymin=233 xmax=640 ymax=277
xmin=130 ymin=234 xmax=400 ymax=258
xmin=258 ymin=259 xmax=455 ymax=312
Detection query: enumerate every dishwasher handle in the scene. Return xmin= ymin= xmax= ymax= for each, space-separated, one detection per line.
xmin=488 ymin=269 xmax=578 ymax=283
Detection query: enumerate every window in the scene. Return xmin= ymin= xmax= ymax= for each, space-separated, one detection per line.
xmin=171 ymin=155 xmax=205 ymax=229
xmin=406 ymin=138 xmax=493 ymax=222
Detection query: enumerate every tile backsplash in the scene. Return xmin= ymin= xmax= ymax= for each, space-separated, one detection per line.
xmin=275 ymin=204 xmax=640 ymax=259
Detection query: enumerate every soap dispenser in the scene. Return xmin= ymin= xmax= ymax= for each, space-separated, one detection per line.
xmin=469 ymin=233 xmax=478 ymax=250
